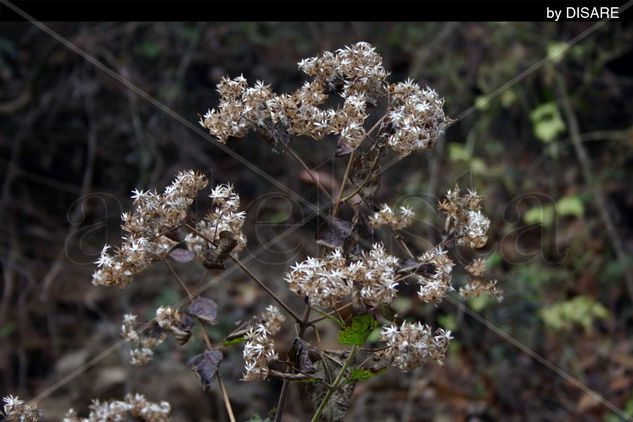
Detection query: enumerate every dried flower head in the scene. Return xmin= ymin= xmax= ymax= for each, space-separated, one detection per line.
xmin=121 ymin=314 xmax=166 ymax=366
xmin=438 ymin=186 xmax=490 ymax=249
xmin=369 ymin=204 xmax=415 ymax=230
xmin=383 ymin=79 xmax=448 ymax=157
xmin=2 ymin=395 xmax=41 ymax=422
xmin=285 ymin=249 xmax=352 ymax=308
xmin=242 ymin=323 xmax=278 ymax=382
xmin=185 ymin=183 xmax=247 ymax=263
xmin=63 ymin=393 xmax=171 ymax=422
xmin=415 ymin=247 xmax=455 ymax=305
xmin=261 ymin=305 xmax=286 ymax=335
xmin=348 ymin=243 xmax=400 ymax=306
xmin=380 ymin=322 xmax=453 ymax=371
xmin=92 ymin=170 xmax=208 ymax=287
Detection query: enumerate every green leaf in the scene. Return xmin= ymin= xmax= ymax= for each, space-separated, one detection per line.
xmin=556 ymin=195 xmax=584 ymax=218
xmin=222 ymin=336 xmax=246 ymax=347
xmin=338 ymin=314 xmax=378 ymax=346
xmin=524 ymin=204 xmax=555 ymax=227
xmin=529 ymin=103 xmax=566 ymax=143
xmin=347 ymin=367 xmax=386 ymax=383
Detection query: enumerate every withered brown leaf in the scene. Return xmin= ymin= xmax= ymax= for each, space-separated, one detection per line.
xmin=188 ymin=349 xmax=223 ymax=391
xmin=186 ymin=297 xmax=218 ymax=324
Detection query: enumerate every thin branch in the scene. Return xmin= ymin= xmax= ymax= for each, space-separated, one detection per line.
xmin=216 ymin=374 xmax=237 ymax=422
xmin=310 ymin=346 xmax=357 ymax=422
xmin=282 ymin=142 xmax=334 ymax=201
xmin=183 ymin=223 xmax=303 ymax=322
xmin=556 ymin=72 xmax=633 ymax=303
xmin=331 ymin=151 xmax=356 ymax=217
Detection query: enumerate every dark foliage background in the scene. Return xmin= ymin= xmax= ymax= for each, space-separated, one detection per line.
xmin=1 ymin=22 xmax=632 ymax=421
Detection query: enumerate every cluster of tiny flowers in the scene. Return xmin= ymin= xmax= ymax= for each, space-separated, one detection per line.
xmin=348 ymin=243 xmax=400 ymax=307
xmin=284 ymin=249 xmax=352 ymax=308
xmin=2 ymin=395 xmax=41 ymax=422
xmin=121 ymin=314 xmax=166 ymax=366
xmin=92 ymin=170 xmax=208 ymax=287
xmin=260 ymin=305 xmax=286 ymax=335
xmin=185 ymin=183 xmax=247 ymax=260
xmin=298 ymin=41 xmax=388 ymax=103
xmin=415 ymin=248 xmax=455 ymax=305
xmin=63 ymin=394 xmax=171 ymax=422
xmin=438 ymin=186 xmax=490 ymax=249
xmin=285 ymin=244 xmax=400 ymax=308
xmin=369 ymin=204 xmax=415 ymax=230
xmin=155 ymin=306 xmax=181 ymax=330
xmin=380 ymin=322 xmax=453 ymax=371
xmin=200 ymin=42 xmax=448 ymax=156
xmin=383 ymin=79 xmax=448 ymax=157
xmin=459 ymin=258 xmax=503 ymax=301
xmin=242 ymin=323 xmax=278 ymax=382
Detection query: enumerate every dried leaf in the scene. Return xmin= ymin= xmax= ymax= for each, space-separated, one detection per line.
xmin=168 ymin=247 xmax=195 ymax=263
xmin=186 ymin=297 xmax=218 ymax=324
xmin=202 ymin=230 xmax=237 ymax=269
xmin=316 ymin=216 xmax=352 ymax=249
xmin=188 ymin=349 xmax=223 ymax=391
xmin=291 ymin=337 xmax=320 ymax=374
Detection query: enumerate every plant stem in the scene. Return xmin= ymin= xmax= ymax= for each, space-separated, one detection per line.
xmin=331 ymin=151 xmax=355 ymax=217
xmin=183 ymin=223 xmax=303 ymax=322
xmin=310 ymin=346 xmax=357 ymax=422
xmin=281 ymin=142 xmax=334 ymax=201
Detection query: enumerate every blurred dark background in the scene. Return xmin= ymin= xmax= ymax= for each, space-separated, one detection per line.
xmin=1 ymin=22 xmax=633 ymax=421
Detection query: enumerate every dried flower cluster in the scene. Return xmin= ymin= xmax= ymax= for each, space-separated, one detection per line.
xmin=121 ymin=314 xmax=166 ymax=366
xmin=285 ymin=249 xmax=352 ymax=308
xmin=260 ymin=304 xmax=286 ymax=335
xmin=185 ymin=183 xmax=247 ymax=261
xmin=348 ymin=243 xmax=400 ymax=306
xmin=92 ymin=171 xmax=248 ymax=287
xmin=242 ymin=323 xmax=278 ymax=382
xmin=285 ymin=244 xmax=399 ymax=308
xmin=383 ymin=79 xmax=448 ymax=157
xmin=241 ymin=305 xmax=285 ymax=381
xmin=460 ymin=258 xmax=503 ymax=301
xmin=380 ymin=322 xmax=453 ymax=371
xmin=369 ymin=203 xmax=415 ymax=230
xmin=415 ymin=247 xmax=455 ymax=305
xmin=63 ymin=393 xmax=170 ymax=422
xmin=2 ymin=395 xmax=41 ymax=422
xmin=200 ymin=42 xmax=448 ymax=156
xmin=92 ymin=170 xmax=208 ymax=287
xmin=438 ymin=186 xmax=490 ymax=249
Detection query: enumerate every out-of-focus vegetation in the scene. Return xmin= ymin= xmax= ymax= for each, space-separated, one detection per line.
xmin=1 ymin=22 xmax=632 ymax=421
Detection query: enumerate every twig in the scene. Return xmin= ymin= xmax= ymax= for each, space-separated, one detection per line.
xmin=556 ymin=72 xmax=633 ymax=302
xmin=310 ymin=346 xmax=357 ymax=422
xmin=282 ymin=142 xmax=334 ymax=201
xmin=183 ymin=222 xmax=303 ymax=322
xmin=274 ymin=304 xmax=312 ymax=422
xmin=165 ymin=259 xmax=236 ymax=422
xmin=331 ymin=151 xmax=356 ymax=217
xmin=216 ymin=374 xmax=237 ymax=422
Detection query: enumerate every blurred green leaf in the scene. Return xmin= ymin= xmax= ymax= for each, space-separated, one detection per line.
xmin=556 ymin=195 xmax=584 ymax=218
xmin=347 ymin=367 xmax=386 ymax=383
xmin=338 ymin=314 xmax=378 ymax=346
xmin=540 ymin=296 xmax=608 ymax=332
xmin=530 ymin=103 xmax=566 ymax=143
xmin=524 ymin=204 xmax=555 ymax=227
